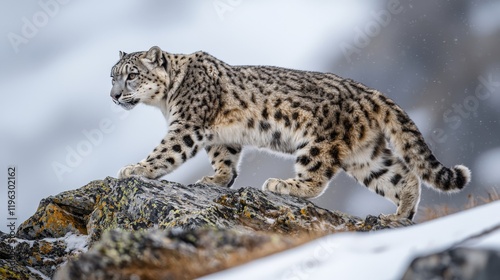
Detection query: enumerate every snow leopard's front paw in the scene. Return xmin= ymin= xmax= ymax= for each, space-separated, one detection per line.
xmin=196 ymin=175 xmax=221 ymax=187
xmin=262 ymin=178 xmax=291 ymax=195
xmin=118 ymin=164 xmax=148 ymax=179
xmin=196 ymin=173 xmax=236 ymax=188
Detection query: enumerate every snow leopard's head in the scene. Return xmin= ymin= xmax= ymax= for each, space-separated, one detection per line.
xmin=110 ymin=46 xmax=170 ymax=110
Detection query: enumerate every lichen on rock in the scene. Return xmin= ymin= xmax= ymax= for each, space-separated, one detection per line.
xmin=16 ymin=179 xmax=111 ymax=239
xmin=86 ymin=177 xmax=365 ymax=244
xmin=55 ymin=228 xmax=299 ymax=280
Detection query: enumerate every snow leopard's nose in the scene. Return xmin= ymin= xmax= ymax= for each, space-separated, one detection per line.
xmin=110 ymin=86 xmax=122 ymax=103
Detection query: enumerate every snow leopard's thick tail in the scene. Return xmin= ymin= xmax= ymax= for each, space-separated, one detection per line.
xmin=376 ymin=93 xmax=471 ymax=192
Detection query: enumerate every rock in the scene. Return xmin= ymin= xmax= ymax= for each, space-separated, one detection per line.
xmin=0 ymin=259 xmax=46 ymax=280
xmin=0 ymin=230 xmax=88 ymax=279
xmin=16 ymin=179 xmax=111 ymax=239
xmin=54 ymin=228 xmax=297 ymax=280
xmin=0 ymin=232 xmax=41 ymax=280
xmin=86 ymin=178 xmax=360 ymax=244
xmin=0 ymin=231 xmax=10 ymax=259
xmin=402 ymin=248 xmax=500 ymax=280
xmin=2 ymin=177 xmax=413 ymax=279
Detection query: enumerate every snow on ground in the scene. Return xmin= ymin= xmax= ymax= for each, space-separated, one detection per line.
xmin=38 ymin=232 xmax=89 ymax=254
xmin=61 ymin=233 xmax=89 ymax=253
xmin=26 ymin=266 xmax=51 ymax=280
xmin=201 ymin=201 xmax=500 ymax=280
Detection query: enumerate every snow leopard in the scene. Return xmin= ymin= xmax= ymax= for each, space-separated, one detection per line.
xmin=110 ymin=46 xmax=471 ymax=221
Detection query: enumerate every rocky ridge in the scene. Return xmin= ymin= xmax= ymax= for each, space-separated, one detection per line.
xmin=1 ymin=177 xmax=411 ymax=279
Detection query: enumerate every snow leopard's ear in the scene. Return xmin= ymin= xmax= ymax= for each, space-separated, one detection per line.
xmin=141 ymin=46 xmax=165 ymax=71
xmin=119 ymin=51 xmax=127 ymax=59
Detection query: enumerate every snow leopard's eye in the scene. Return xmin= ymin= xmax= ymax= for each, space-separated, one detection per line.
xmin=128 ymin=73 xmax=138 ymax=80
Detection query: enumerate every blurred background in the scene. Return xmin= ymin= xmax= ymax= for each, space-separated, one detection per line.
xmin=1 ymin=0 xmax=499 ymax=232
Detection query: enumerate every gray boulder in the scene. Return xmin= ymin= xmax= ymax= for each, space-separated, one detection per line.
xmin=403 ymin=247 xmax=500 ymax=280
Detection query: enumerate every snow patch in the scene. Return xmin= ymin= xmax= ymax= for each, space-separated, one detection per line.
xmin=265 ymin=217 xmax=276 ymax=224
xmin=201 ymin=201 xmax=500 ymax=280
xmin=26 ymin=266 xmax=50 ymax=280
xmin=63 ymin=233 xmax=88 ymax=253
xmin=10 ymin=238 xmax=35 ymax=248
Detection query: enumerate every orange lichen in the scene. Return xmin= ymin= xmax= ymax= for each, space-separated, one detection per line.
xmin=39 ymin=241 xmax=54 ymax=255
xmin=37 ymin=204 xmax=87 ymax=237
xmin=300 ymin=208 xmax=308 ymax=216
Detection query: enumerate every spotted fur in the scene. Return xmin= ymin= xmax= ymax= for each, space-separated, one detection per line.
xmin=110 ymin=46 xmax=471 ymax=221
